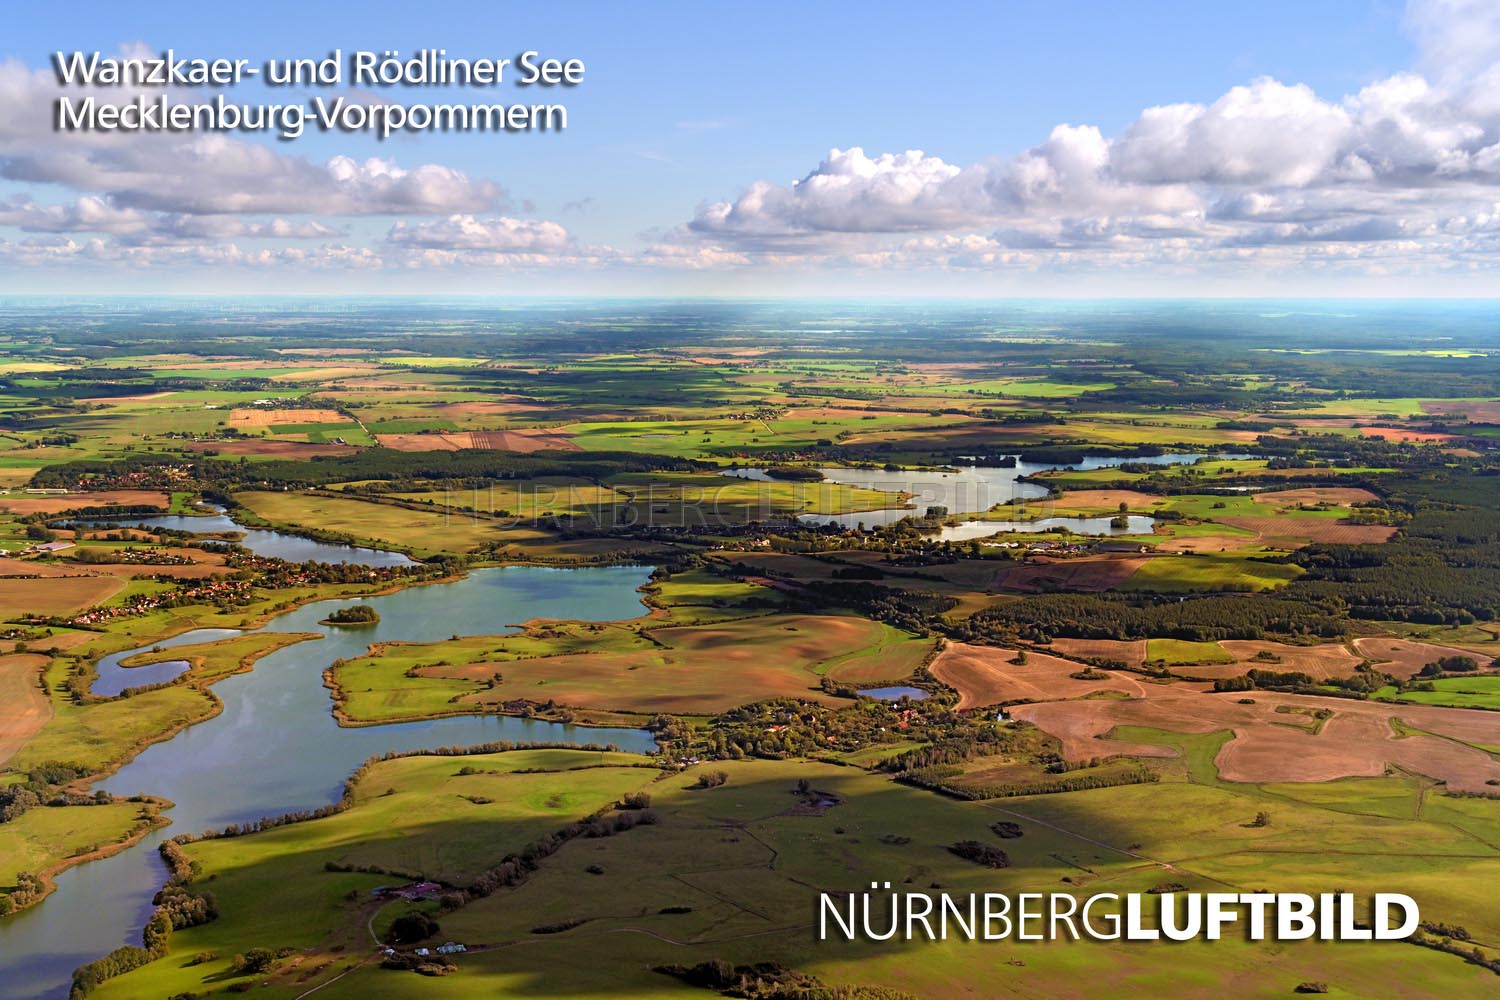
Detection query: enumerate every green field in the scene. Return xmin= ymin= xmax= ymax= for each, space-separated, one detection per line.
xmin=93 ymin=751 xmax=1500 ymax=1000
xmin=5 ymin=308 xmax=1500 ymax=1000
xmin=1376 ymin=675 xmax=1500 ymax=710
xmin=333 ymin=611 xmax=929 ymax=721
xmin=6 ymin=633 xmax=314 ymax=776
xmin=1122 ymin=553 xmax=1304 ymax=592
xmin=0 ymin=800 xmax=152 ymax=901
xmin=1144 ymin=639 xmax=1235 ymax=665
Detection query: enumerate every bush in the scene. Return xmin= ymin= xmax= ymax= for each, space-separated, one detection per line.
xmin=947 ymin=840 xmax=1009 ymax=868
xmin=389 ymin=913 xmax=440 ymax=945
xmin=323 ymin=604 xmax=380 ymax=625
xmin=229 ymin=948 xmax=277 ymax=975
xmin=694 ymin=770 xmax=729 ymax=789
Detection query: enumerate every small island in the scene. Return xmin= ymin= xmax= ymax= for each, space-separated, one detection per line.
xmin=320 ymin=604 xmax=380 ymax=626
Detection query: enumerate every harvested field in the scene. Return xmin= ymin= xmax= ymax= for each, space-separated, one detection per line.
xmin=469 ymin=429 xmax=579 ymax=452
xmin=783 ymin=406 xmax=916 ymax=421
xmin=1251 ymin=487 xmax=1381 ymax=509
xmin=1422 ymin=399 xmax=1500 ymax=422
xmin=270 ymin=366 xmax=378 ymax=382
xmin=1353 ymin=637 xmax=1498 ymax=679
xmin=1009 ymin=683 xmax=1500 ymax=791
xmin=929 ymin=641 xmax=1148 ymax=710
xmin=1171 ymin=640 xmax=1362 ymax=681
xmin=1054 ymin=489 xmax=1163 ymax=511
xmin=1216 ymin=515 xmax=1397 ymax=546
xmin=0 ymin=576 xmax=123 ymax=618
xmin=1359 ymin=427 xmax=1458 ymax=443
xmin=0 ymin=490 xmax=169 ymax=515
xmin=227 ymin=407 xmax=349 ymax=427
xmin=1156 ymin=534 xmax=1259 ymax=553
xmin=436 ymin=400 xmax=548 ymax=417
xmin=0 ymin=653 xmax=49 ymax=766
xmin=992 ymin=555 xmax=1150 ymax=593
xmin=76 ymin=528 xmax=156 ymax=543
xmin=0 ymin=561 xmax=82 ymax=579
xmin=376 ymin=429 xmax=579 ymax=453
xmin=1046 ymin=637 xmax=1148 ymax=666
xmin=181 ymin=440 xmax=356 ymax=458
xmin=0 ymin=630 xmax=94 ymax=654
xmin=78 ymin=391 xmax=173 ymax=404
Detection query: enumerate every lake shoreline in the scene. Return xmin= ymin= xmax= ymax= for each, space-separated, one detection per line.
xmin=2 ymin=796 xmax=172 ymax=920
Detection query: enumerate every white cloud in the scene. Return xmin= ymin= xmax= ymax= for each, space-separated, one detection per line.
xmin=0 ymin=57 xmax=504 ymax=217
xmin=385 ymin=215 xmax=573 ymax=253
xmin=0 ymin=196 xmax=341 ymax=244
xmin=665 ymin=0 xmax=1500 ymax=278
xmin=2 ymin=0 xmax=1498 ymax=289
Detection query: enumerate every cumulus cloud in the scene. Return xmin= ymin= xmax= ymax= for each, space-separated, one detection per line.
xmin=386 ymin=215 xmax=573 ymax=253
xmin=663 ymin=0 xmax=1500 ymax=278
xmin=0 ymin=57 xmax=504 ymax=217
xmin=0 ymin=196 xmax=341 ymax=244
xmin=2 ymin=0 xmax=1498 ymax=286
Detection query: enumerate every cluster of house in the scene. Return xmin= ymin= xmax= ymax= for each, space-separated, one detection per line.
xmin=59 ymin=577 xmax=254 ymax=626
xmin=992 ymin=539 xmax=1149 ymax=559
xmin=57 ymin=465 xmax=194 ymax=490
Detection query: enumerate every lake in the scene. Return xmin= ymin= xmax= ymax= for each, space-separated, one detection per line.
xmin=857 ymin=686 xmax=930 ymax=701
xmin=932 ymin=513 xmax=1157 ymax=542
xmin=0 ymin=564 xmax=656 ymax=1000
xmin=65 ymin=510 xmax=418 ymax=567
xmin=726 ymin=454 xmax=1244 ymax=530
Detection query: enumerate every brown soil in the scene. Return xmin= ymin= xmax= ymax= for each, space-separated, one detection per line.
xmin=1216 ymin=516 xmax=1397 ymax=547
xmin=1009 ymin=682 xmax=1500 ymax=791
xmin=1359 ymin=427 xmax=1458 ymax=443
xmin=1251 ymin=487 xmax=1381 ymax=509
xmin=929 ymin=641 xmax=1148 ymax=710
xmin=992 ymin=556 xmax=1151 ymax=592
xmin=181 ymin=440 xmax=357 ymax=457
xmin=1055 ymin=489 xmax=1164 ymax=511
xmin=436 ymin=400 xmax=545 ymax=417
xmin=228 ymin=407 xmax=350 ymax=427
xmin=1171 ymin=640 xmax=1362 ymax=680
xmin=1047 ymin=638 xmax=1148 ymax=666
xmin=1422 ymin=400 xmax=1500 ymax=422
xmin=0 ymin=653 xmax=50 ymax=766
xmin=0 ymin=576 xmax=124 ymax=618
xmin=0 ymin=490 xmax=169 ymax=515
xmin=377 ymin=430 xmax=579 ymax=453
xmin=1352 ymin=637 xmax=1498 ymax=679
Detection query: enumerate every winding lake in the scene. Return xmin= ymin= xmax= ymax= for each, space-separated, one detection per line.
xmin=66 ymin=511 xmax=417 ymax=567
xmin=728 ymin=454 xmax=1246 ymax=530
xmin=90 ymin=627 xmax=241 ymax=698
xmin=0 ymin=563 xmax=656 ymax=1000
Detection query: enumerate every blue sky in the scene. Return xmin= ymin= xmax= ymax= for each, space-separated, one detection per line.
xmin=1 ymin=1 xmax=1497 ymax=295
